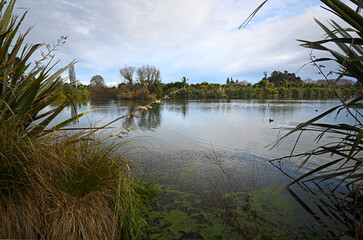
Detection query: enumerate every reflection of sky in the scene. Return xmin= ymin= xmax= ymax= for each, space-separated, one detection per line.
xmin=44 ymin=99 xmax=357 ymax=162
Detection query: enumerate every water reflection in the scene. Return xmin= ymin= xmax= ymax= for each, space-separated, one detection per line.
xmin=167 ymin=100 xmax=189 ymax=118
xmin=57 ymin=99 xmax=345 ymax=158
xmin=119 ymin=104 xmax=135 ymax=130
xmin=138 ymin=104 xmax=161 ymax=130
xmin=120 ymin=103 xmax=162 ymax=130
xmin=65 ymin=100 xmax=89 ymax=124
xmin=71 ymin=105 xmax=76 ymax=119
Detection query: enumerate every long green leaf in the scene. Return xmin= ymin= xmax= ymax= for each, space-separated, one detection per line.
xmin=348 ymin=129 xmax=363 ymax=160
xmin=0 ymin=0 xmax=15 ymax=33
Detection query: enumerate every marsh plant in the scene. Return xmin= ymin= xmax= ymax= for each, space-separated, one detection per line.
xmin=211 ymin=1 xmax=363 ymax=239
xmin=0 ymin=0 xmax=154 ymax=239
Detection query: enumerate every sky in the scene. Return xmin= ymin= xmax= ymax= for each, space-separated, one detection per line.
xmin=15 ymin=0 xmax=342 ymax=86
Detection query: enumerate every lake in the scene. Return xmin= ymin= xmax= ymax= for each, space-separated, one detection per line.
xmin=53 ymin=99 xmax=355 ymax=239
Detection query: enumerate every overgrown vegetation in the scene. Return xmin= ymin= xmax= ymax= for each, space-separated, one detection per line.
xmin=0 ymin=0 xmax=154 ymax=239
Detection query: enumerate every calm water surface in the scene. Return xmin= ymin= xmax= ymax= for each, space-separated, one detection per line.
xmin=57 ymin=99 xmax=347 ymax=157
xmin=53 ymin=99 xmax=355 ymax=239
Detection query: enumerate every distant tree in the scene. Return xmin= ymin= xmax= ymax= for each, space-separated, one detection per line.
xmin=258 ymin=79 xmax=268 ymax=87
xmin=267 ymin=70 xmax=302 ymax=85
xmin=316 ymin=79 xmax=328 ymax=85
xmin=69 ymin=65 xmax=77 ymax=87
xmin=263 ymin=71 xmax=267 ymax=80
xmin=337 ymin=78 xmax=355 ymax=86
xmin=201 ymin=81 xmax=209 ymax=86
xmin=240 ymin=80 xmax=249 ymax=86
xmin=136 ymin=65 xmax=161 ymax=87
xmin=120 ymin=65 xmax=135 ymax=85
xmin=278 ymin=79 xmax=288 ymax=87
xmin=90 ymin=75 xmax=105 ymax=86
xmin=136 ymin=67 xmax=146 ymax=86
xmin=304 ymin=78 xmax=314 ymax=84
xmin=226 ymin=77 xmax=230 ymax=84
xmin=182 ymin=76 xmax=189 ymax=87
xmin=230 ymin=77 xmax=235 ymax=84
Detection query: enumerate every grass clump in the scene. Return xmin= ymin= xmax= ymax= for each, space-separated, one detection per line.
xmin=0 ymin=0 xmax=156 ymax=238
xmin=0 ymin=121 xmax=156 ymax=239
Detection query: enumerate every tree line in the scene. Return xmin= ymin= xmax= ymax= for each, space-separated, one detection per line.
xmin=85 ymin=69 xmax=358 ymax=100
xmin=88 ymin=65 xmax=162 ymax=99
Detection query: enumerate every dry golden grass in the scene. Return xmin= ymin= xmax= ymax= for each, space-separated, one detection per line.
xmin=0 ymin=120 xmax=154 ymax=239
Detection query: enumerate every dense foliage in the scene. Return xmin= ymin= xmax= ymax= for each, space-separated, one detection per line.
xmin=86 ymin=69 xmax=358 ymax=100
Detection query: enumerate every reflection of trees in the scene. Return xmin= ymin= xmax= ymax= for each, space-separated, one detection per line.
xmin=89 ymin=99 xmax=113 ymax=106
xmin=120 ymin=102 xmax=162 ymax=130
xmin=138 ymin=104 xmax=161 ymax=130
xmin=168 ymin=100 xmax=234 ymax=117
xmin=181 ymin=101 xmax=187 ymax=118
xmin=257 ymin=100 xmax=298 ymax=121
xmin=168 ymin=100 xmax=188 ymax=118
xmin=71 ymin=105 xmax=76 ymax=119
xmin=122 ymin=104 xmax=137 ymax=129
xmin=89 ymin=99 xmax=114 ymax=115
xmin=70 ymin=100 xmax=88 ymax=124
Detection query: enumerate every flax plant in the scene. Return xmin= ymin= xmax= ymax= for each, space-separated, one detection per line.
xmin=0 ymin=0 xmax=89 ymax=136
xmin=234 ymin=0 xmax=363 ymax=238
xmin=0 ymin=0 xmax=154 ymax=239
xmin=248 ymin=0 xmax=363 ymax=237
xmin=269 ymin=0 xmax=363 ymax=189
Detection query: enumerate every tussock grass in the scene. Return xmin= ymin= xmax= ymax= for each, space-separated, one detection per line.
xmin=0 ymin=119 xmax=155 ymax=239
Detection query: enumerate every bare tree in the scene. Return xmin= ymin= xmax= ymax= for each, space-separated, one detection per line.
xmin=120 ymin=65 xmax=135 ymax=85
xmin=136 ymin=67 xmax=147 ymax=86
xmin=137 ymin=65 xmax=161 ymax=87
xmin=90 ymin=75 xmax=105 ymax=86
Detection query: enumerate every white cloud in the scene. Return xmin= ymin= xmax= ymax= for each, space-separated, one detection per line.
xmin=106 ymin=81 xmax=120 ymax=87
xmin=15 ymin=0 xmax=342 ymax=84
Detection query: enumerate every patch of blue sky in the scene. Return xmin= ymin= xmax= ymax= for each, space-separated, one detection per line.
xmin=243 ymin=0 xmax=321 ymax=29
